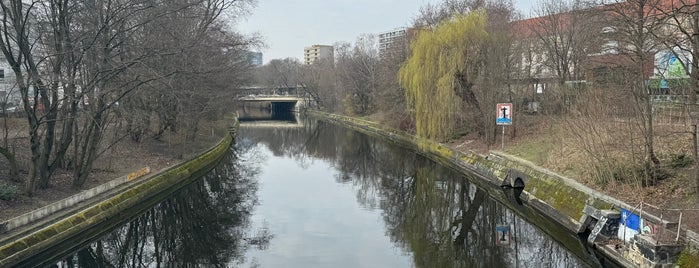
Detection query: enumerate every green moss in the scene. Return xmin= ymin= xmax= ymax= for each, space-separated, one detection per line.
xmin=21 ymin=235 xmax=41 ymax=248
xmin=522 ymin=172 xmax=588 ymax=220
xmin=81 ymin=207 xmax=99 ymax=219
xmin=34 ymin=228 xmax=56 ymax=241
xmin=313 ymin=111 xmax=617 ymax=232
xmin=42 ymin=227 xmax=58 ymax=237
xmin=0 ymin=240 xmax=27 ymax=258
xmin=678 ymin=247 xmax=699 ymax=268
xmin=0 ymin=133 xmax=233 ymax=266
xmin=51 ymin=218 xmax=74 ymax=233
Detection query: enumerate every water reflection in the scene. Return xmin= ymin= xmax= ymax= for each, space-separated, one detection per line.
xmin=237 ymin=105 xmax=298 ymax=123
xmin=239 ymin=117 xmax=594 ymax=268
xmin=51 ymin=146 xmax=271 ymax=267
xmin=44 ymin=115 xmax=596 ymax=267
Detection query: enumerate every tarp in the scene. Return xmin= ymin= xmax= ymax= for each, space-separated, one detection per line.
xmin=621 ymin=208 xmax=640 ymax=231
xmin=618 ymin=208 xmax=641 ymax=242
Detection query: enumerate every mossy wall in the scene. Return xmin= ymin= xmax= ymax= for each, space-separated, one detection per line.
xmin=309 ymin=111 xmax=616 ymax=233
xmin=309 ymin=112 xmax=699 ymax=267
xmin=0 ymin=133 xmax=233 ymax=267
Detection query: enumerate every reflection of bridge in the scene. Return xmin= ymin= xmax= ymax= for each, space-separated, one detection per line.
xmin=237 ymin=105 xmax=303 ymax=128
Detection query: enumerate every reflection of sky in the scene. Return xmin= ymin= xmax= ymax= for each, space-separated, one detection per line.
xmin=237 ymin=122 xmax=593 ymax=268
xmin=242 ymin=146 xmax=413 ymax=268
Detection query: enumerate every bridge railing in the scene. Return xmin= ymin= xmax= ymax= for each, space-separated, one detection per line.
xmin=235 ymin=91 xmax=312 ymax=100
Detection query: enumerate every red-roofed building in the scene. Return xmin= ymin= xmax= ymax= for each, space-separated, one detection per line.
xmin=510 ymin=0 xmax=695 ymax=93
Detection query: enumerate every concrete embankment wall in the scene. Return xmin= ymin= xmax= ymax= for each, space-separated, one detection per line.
xmin=0 ymin=133 xmax=233 ymax=267
xmin=311 ymin=112 xmax=608 ymax=230
xmin=310 ymin=112 xmax=699 ymax=248
xmin=0 ymin=167 xmax=151 ymax=237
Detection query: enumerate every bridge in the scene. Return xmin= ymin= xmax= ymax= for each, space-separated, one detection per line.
xmin=237 ymin=94 xmax=307 ymax=113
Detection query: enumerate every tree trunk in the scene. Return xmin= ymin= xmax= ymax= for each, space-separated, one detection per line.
xmin=0 ymin=146 xmax=19 ymax=181
xmin=74 ymin=110 xmax=104 ymax=188
xmin=26 ymin=125 xmax=40 ymax=196
xmin=693 ymin=124 xmax=698 ymax=194
xmin=51 ymin=84 xmax=78 ymax=172
xmin=643 ymin=77 xmax=661 ymax=186
xmin=692 ymin=5 xmax=699 ymax=197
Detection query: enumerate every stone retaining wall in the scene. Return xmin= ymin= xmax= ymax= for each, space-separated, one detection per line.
xmin=0 ymin=167 xmax=151 ymax=236
xmin=312 ymin=112 xmax=606 ymax=231
xmin=310 ymin=111 xmax=698 ymax=267
xmin=0 ymin=133 xmax=233 ymax=267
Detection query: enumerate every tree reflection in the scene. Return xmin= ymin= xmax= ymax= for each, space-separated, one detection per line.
xmin=53 ymin=145 xmax=271 ymax=267
xmin=242 ymin=117 xmax=592 ymax=268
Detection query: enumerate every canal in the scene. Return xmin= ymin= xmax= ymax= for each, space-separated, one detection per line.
xmin=40 ymin=113 xmax=606 ymax=267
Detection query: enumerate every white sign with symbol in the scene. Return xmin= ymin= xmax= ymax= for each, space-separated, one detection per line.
xmin=496 ymin=103 xmax=513 ymax=125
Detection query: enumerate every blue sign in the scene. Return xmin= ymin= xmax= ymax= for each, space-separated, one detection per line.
xmin=621 ymin=208 xmax=640 ymax=231
xmin=496 ymin=117 xmax=512 ymax=125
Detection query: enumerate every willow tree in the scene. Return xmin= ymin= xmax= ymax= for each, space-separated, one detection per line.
xmin=399 ymin=11 xmax=488 ymax=141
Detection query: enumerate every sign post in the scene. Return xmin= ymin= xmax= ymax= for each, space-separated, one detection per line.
xmin=496 ymin=103 xmax=513 ymax=150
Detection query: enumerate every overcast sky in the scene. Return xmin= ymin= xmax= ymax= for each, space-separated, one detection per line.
xmin=237 ymin=0 xmax=539 ymax=63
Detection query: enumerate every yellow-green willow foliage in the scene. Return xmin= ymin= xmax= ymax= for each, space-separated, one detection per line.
xmin=399 ymin=11 xmax=488 ymax=141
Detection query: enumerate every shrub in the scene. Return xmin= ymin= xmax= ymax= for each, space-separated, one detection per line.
xmin=677 ymin=247 xmax=699 ymax=268
xmin=0 ymin=184 xmax=19 ymax=201
xmin=669 ymin=153 xmax=693 ymax=168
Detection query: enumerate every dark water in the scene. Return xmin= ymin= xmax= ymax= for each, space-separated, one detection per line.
xmin=44 ymin=116 xmax=601 ymax=267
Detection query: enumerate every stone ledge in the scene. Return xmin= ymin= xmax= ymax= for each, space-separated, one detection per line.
xmin=309 ymin=111 xmax=699 ymax=266
xmin=0 ymin=167 xmax=151 ymax=237
xmin=0 ymin=132 xmax=233 ymax=267
xmin=311 ymin=111 xmax=592 ymax=231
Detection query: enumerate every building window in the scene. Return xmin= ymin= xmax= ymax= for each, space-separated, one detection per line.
xmin=0 ymin=69 xmax=4 ymax=80
xmin=601 ymin=26 xmax=616 ymax=33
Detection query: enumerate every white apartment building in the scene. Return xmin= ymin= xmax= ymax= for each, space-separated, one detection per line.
xmin=378 ymin=28 xmax=408 ymax=57
xmin=304 ymin=45 xmax=334 ymax=65
xmin=0 ymin=58 xmax=18 ymax=110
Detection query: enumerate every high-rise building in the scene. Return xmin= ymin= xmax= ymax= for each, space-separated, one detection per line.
xmin=378 ymin=28 xmax=408 ymax=58
xmin=246 ymin=51 xmax=263 ymax=67
xmin=304 ymin=45 xmax=334 ymax=65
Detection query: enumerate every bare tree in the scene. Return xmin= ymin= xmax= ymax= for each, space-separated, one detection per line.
xmin=0 ymin=84 xmax=19 ymax=182
xmin=374 ymin=31 xmax=412 ymax=131
xmin=0 ymin=0 xmax=66 ymax=195
xmin=413 ymin=0 xmax=473 ymax=28
xmin=299 ymin=58 xmax=338 ymax=112
xmin=603 ymin=0 xmax=667 ymax=185
xmin=336 ymin=34 xmax=380 ymax=115
xmin=532 ymin=0 xmax=598 ymax=86
xmin=477 ymin=1 xmax=520 ymax=145
xmin=255 ymin=57 xmax=302 ymax=91
xmin=0 ymin=0 xmax=257 ymax=194
xmin=651 ymin=0 xmax=699 ymax=192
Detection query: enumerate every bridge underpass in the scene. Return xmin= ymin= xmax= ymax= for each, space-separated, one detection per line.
xmin=235 ymin=95 xmax=306 ymax=128
xmin=237 ymin=95 xmax=306 ymax=112
xmin=270 ymin=101 xmax=297 ymax=113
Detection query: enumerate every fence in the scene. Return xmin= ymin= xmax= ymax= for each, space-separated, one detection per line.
xmin=620 ymin=202 xmax=699 ymax=245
